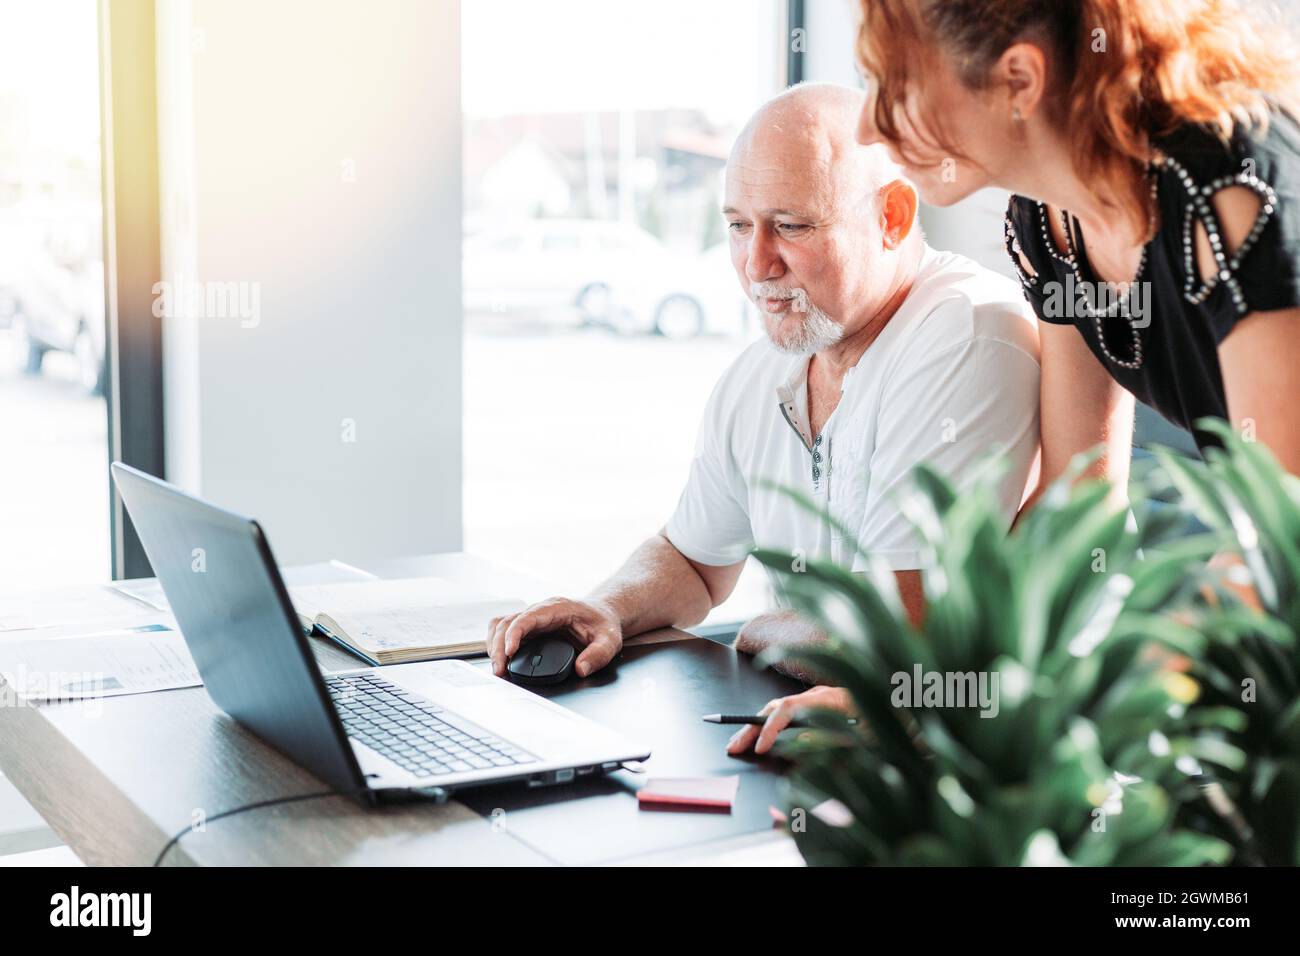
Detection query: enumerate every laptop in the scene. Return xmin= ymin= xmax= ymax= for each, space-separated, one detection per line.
xmin=111 ymin=462 xmax=650 ymax=803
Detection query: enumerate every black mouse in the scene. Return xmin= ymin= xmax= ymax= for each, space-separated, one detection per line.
xmin=506 ymin=631 xmax=578 ymax=686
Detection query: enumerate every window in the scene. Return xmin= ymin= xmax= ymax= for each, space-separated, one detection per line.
xmin=462 ymin=0 xmax=784 ymax=624
xmin=0 ymin=2 xmax=108 ymax=589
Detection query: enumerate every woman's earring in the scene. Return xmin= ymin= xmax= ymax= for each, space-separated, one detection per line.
xmin=1012 ymin=107 xmax=1024 ymax=122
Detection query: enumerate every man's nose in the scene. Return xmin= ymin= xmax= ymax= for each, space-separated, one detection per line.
xmin=745 ymin=230 xmax=785 ymax=284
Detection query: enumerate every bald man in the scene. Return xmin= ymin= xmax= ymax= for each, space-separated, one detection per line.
xmin=485 ymin=83 xmax=1041 ymax=753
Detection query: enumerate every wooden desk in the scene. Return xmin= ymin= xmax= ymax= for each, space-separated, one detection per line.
xmin=0 ymin=553 xmax=803 ymax=866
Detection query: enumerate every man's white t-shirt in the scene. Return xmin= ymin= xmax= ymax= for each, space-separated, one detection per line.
xmin=665 ymin=245 xmax=1041 ymax=599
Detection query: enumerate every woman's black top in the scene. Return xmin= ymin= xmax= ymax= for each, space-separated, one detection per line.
xmin=1004 ymin=110 xmax=1300 ymax=451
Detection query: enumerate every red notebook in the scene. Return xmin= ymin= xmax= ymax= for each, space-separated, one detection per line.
xmin=637 ymin=775 xmax=741 ymax=811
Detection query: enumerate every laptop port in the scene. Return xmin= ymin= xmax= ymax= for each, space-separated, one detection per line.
xmin=528 ymin=768 xmax=578 ymax=787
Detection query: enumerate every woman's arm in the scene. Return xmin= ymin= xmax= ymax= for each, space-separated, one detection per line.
xmin=734 ymin=571 xmax=924 ymax=683
xmin=1024 ymin=321 xmax=1135 ymax=511
xmin=1205 ymin=186 xmax=1300 ymax=475
xmin=1219 ymin=307 xmax=1300 ymax=473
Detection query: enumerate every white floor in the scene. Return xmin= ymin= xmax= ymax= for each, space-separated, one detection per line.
xmin=0 ymin=845 xmax=82 ymax=866
xmin=0 ymin=772 xmax=79 ymax=864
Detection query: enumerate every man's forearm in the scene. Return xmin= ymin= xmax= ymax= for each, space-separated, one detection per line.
xmin=734 ymin=609 xmax=828 ymax=684
xmin=587 ymin=533 xmax=714 ymax=638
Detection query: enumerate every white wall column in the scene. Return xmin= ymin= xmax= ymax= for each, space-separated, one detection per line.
xmin=156 ymin=0 xmax=462 ymax=566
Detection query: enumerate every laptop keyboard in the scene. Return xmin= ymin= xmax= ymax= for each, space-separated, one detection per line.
xmin=326 ymin=673 xmax=537 ymax=778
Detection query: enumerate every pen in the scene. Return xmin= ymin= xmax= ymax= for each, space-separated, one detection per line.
xmin=702 ymin=713 xmax=858 ymax=727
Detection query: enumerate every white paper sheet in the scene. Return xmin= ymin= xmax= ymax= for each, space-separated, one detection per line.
xmin=110 ymin=578 xmax=170 ymax=611
xmin=0 ymin=625 xmax=201 ymax=701
xmin=0 ymin=585 xmax=166 ymax=633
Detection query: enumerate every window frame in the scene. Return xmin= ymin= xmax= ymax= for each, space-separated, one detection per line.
xmin=99 ymin=0 xmax=166 ymax=580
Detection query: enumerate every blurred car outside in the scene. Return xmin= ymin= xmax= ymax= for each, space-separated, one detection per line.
xmin=5 ymin=199 xmax=106 ymax=394
xmin=464 ymin=217 xmax=754 ymax=339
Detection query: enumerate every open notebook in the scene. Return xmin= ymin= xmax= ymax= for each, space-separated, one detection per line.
xmin=289 ymin=577 xmax=524 ymax=666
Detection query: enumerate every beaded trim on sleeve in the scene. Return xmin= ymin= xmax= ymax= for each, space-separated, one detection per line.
xmin=1002 ymin=200 xmax=1040 ymax=289
xmin=1164 ymin=154 xmax=1278 ymax=317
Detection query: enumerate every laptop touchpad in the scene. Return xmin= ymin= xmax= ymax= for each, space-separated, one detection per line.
xmin=492 ymin=698 xmax=587 ymax=750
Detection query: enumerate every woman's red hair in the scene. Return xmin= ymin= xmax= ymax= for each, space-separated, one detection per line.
xmin=857 ymin=0 xmax=1300 ymax=233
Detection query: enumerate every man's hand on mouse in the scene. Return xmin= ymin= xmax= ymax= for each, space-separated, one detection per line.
xmin=488 ymin=597 xmax=623 ymax=679
xmin=726 ymin=685 xmax=853 ymax=756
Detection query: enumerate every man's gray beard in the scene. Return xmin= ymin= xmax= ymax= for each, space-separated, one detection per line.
xmin=764 ymin=300 xmax=843 ymax=355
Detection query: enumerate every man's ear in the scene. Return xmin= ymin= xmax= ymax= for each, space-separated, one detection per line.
xmin=879 ymin=179 xmax=919 ymax=249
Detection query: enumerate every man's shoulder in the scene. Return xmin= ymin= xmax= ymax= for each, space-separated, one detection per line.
xmin=897 ymin=246 xmax=1039 ymax=363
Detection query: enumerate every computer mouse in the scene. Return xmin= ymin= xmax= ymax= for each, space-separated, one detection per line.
xmin=506 ymin=631 xmax=578 ymax=686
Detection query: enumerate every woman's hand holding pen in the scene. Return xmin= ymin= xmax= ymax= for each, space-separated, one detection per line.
xmin=724 ymin=685 xmax=854 ymax=756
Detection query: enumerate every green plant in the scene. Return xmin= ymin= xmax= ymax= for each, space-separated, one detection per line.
xmin=752 ymin=459 xmax=1239 ymax=866
xmin=1154 ymin=419 xmax=1300 ymax=866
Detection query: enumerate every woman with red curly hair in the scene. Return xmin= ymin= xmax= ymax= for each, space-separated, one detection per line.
xmin=853 ymin=0 xmax=1300 ymax=493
